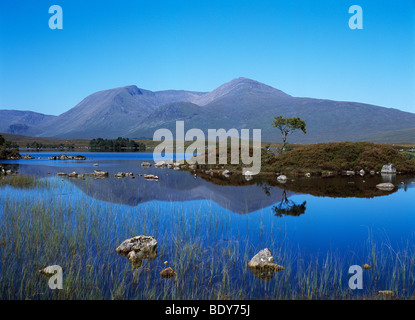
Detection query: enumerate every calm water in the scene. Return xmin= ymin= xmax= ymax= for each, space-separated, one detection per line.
xmin=1 ymin=152 xmax=414 ymax=299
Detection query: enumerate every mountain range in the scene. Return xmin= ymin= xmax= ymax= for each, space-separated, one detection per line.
xmin=1 ymin=77 xmax=414 ymax=142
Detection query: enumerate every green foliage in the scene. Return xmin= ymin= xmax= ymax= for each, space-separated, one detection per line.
xmin=272 ymin=115 xmax=306 ymax=152
xmin=0 ymin=134 xmax=20 ymax=159
xmin=89 ymin=137 xmax=146 ymax=152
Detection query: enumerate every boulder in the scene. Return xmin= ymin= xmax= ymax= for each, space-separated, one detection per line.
xmin=305 ymin=173 xmax=311 ymax=177
xmin=248 ymin=248 xmax=284 ymax=281
xmin=68 ymin=171 xmax=78 ymax=178
xmin=381 ymin=164 xmax=396 ymax=174
xmin=116 ymin=235 xmax=158 ymax=268
xmin=22 ymin=154 xmax=34 ymax=159
xmin=376 ymin=183 xmax=395 ymax=191
xmin=73 ymin=155 xmax=86 ymax=160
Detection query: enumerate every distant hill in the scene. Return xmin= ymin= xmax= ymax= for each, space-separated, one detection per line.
xmin=0 ymin=110 xmax=56 ymax=136
xmin=1 ymin=78 xmax=415 ymax=142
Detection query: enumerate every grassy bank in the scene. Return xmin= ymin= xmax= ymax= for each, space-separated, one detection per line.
xmin=263 ymin=142 xmax=415 ymax=174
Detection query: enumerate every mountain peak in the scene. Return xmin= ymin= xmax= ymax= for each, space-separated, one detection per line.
xmin=192 ymin=77 xmax=291 ymax=106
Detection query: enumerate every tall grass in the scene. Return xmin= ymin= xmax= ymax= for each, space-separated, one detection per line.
xmin=0 ymin=177 xmax=413 ymax=300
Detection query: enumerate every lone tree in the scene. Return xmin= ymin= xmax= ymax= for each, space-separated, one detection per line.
xmin=272 ymin=115 xmax=306 ymax=152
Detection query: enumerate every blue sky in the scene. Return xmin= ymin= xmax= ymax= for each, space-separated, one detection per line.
xmin=0 ymin=0 xmax=414 ymax=115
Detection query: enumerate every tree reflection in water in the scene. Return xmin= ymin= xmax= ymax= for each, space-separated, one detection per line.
xmin=272 ymin=190 xmax=306 ymax=217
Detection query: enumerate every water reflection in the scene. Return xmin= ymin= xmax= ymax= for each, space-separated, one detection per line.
xmin=272 ymin=190 xmax=307 ymax=217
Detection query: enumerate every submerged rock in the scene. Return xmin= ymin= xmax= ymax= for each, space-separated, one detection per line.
xmin=160 ymin=267 xmax=177 ymax=279
xmin=248 ymin=248 xmax=284 ymax=281
xmin=116 ymin=235 xmax=158 ymax=269
xmin=362 ymin=264 xmax=372 ymax=270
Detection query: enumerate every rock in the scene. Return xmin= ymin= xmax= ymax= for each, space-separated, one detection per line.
xmin=376 ymin=183 xmax=395 ymax=191
xmin=73 ymin=155 xmax=86 ymax=160
xmin=163 ymin=261 xmax=168 ymax=265
xmin=93 ymin=170 xmax=108 ymax=178
xmin=362 ymin=264 xmax=372 ymax=270
xmin=22 ymin=154 xmax=34 ymax=159
xmin=359 ymin=169 xmax=365 ymax=176
xmin=48 ymin=156 xmax=57 ymax=160
xmin=93 ymin=163 xmax=99 ymax=167
xmin=116 ymin=235 xmax=158 ymax=269
xmin=305 ymin=173 xmax=311 ymax=177
xmin=154 ymin=161 xmax=167 ymax=168
xmin=160 ymin=267 xmax=177 ymax=279
xmin=125 ymin=172 xmax=134 ymax=177
xmin=58 ymin=154 xmax=71 ymax=160
xmin=277 ymin=175 xmax=287 ymax=182
xmin=127 ymin=251 xmax=143 ymax=269
xmin=141 ymin=161 xmax=151 ymax=167
xmin=378 ymin=290 xmax=393 ymax=296
xmin=144 ymin=174 xmax=159 ymax=181
xmin=369 ymin=170 xmax=376 ymax=175
xmin=189 ymin=164 xmax=196 ymax=170
xmin=114 ymin=172 xmax=126 ymax=178
xmin=346 ymin=170 xmax=355 ymax=176
xmin=57 ymin=172 xmax=68 ymax=176
xmin=86 ymin=265 xmax=93 ymax=269
xmin=68 ymin=171 xmax=78 ymax=178
xmin=381 ymin=164 xmax=396 ymax=174
xmin=39 ymin=265 xmax=61 ymax=276
xmin=248 ymin=248 xmax=284 ymax=281
xmin=222 ymin=170 xmax=232 ymax=177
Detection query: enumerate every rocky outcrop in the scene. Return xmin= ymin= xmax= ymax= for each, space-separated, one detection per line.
xmin=141 ymin=161 xmax=151 ymax=167
xmin=248 ymin=248 xmax=284 ymax=281
xmin=381 ymin=164 xmax=396 ymax=174
xmin=116 ymin=235 xmax=158 ymax=269
xmin=22 ymin=154 xmax=34 ymax=159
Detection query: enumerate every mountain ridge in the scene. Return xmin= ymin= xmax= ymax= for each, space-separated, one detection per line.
xmin=1 ymin=78 xmax=414 ymax=142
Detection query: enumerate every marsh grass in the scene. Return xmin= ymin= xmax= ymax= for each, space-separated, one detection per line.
xmin=0 ymin=175 xmax=48 ymax=189
xmin=0 ymin=177 xmax=414 ymax=300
